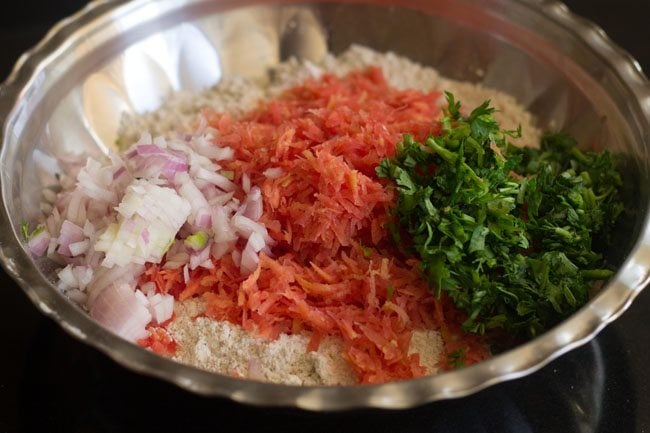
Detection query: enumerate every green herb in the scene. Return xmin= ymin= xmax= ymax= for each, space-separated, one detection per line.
xmin=447 ymin=347 xmax=467 ymax=369
xmin=361 ymin=245 xmax=374 ymax=258
xmin=386 ymin=283 xmax=394 ymax=301
xmin=376 ymin=92 xmax=623 ymax=338
xmin=21 ymin=222 xmax=30 ymax=241
xmin=21 ymin=222 xmax=44 ymax=241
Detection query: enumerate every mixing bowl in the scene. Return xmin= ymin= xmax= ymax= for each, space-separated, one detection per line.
xmin=1 ymin=0 xmax=649 ymax=410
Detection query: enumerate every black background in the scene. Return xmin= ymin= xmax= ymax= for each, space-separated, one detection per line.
xmin=1 ymin=1 xmax=649 ymax=432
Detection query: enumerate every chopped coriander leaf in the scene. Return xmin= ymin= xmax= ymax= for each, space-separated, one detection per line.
xmin=377 ymin=93 xmax=623 ymax=338
xmin=21 ymin=222 xmax=44 ymax=241
xmin=447 ymin=347 xmax=467 ymax=369
xmin=386 ymin=284 xmax=394 ymax=301
xmin=21 ymin=222 xmax=30 ymax=241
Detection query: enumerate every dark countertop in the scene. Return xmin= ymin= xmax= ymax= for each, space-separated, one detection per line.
xmin=1 ymin=1 xmax=649 ymax=432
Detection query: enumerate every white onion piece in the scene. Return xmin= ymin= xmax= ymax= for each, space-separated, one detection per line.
xmin=194 ymin=135 xmax=234 ymax=160
xmin=176 ymin=172 xmax=209 ymax=209
xmin=183 ymin=264 xmax=190 ymax=284
xmin=83 ymin=221 xmax=96 ymax=238
xmin=57 ymin=265 xmax=77 ymax=290
xmin=86 ymin=263 xmax=145 ymax=307
xmin=175 ymin=172 xmax=211 ymax=228
xmin=67 ymin=289 xmax=88 ymax=305
xmin=240 ymin=242 xmax=260 ymax=276
xmin=247 ymin=232 xmax=266 ymax=253
xmin=163 ymin=252 xmax=189 ymax=269
xmin=140 ymin=281 xmax=156 ymax=296
xmin=77 ymin=158 xmax=120 ymax=204
xmin=69 ymin=239 xmax=90 ymax=257
xmin=57 ymin=220 xmax=85 ymax=256
xmin=84 ymin=250 xmax=103 ymax=269
xmin=28 ymin=230 xmax=50 ymax=257
xmin=73 ymin=266 xmax=94 ymax=292
xmin=211 ymin=240 xmax=232 ymax=260
xmin=90 ymin=283 xmax=152 ymax=341
xmin=208 ymin=191 xmax=235 ymax=206
xmin=200 ymin=259 xmax=214 ymax=270
xmin=241 ymin=186 xmax=263 ymax=221
xmin=47 ymin=238 xmax=58 ymax=256
xmin=212 ymin=205 xmax=237 ymax=243
xmin=97 ymin=180 xmax=190 ymax=267
xmin=189 ymin=246 xmax=211 ymax=270
xmin=232 ymin=214 xmax=271 ymax=242
xmin=148 ymin=293 xmax=174 ymax=324
xmin=131 ymin=144 xmax=188 ymax=180
xmin=231 ymin=249 xmax=242 ymax=267
xmin=195 ymin=208 xmax=212 ymax=228
xmin=66 ymin=189 xmax=87 ymax=227
xmin=195 ymin=167 xmax=237 ymax=192
xmin=187 ymin=148 xmax=220 ymax=172
xmin=263 ymin=167 xmax=284 ymax=179
xmin=134 ymin=289 xmax=149 ymax=306
xmin=242 ymin=172 xmax=251 ymax=194
xmin=45 ymin=207 xmax=62 ymax=238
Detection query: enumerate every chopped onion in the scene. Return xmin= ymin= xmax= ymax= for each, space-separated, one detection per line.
xmin=163 ymin=252 xmax=189 ymax=269
xmin=132 ymin=144 xmax=188 ymax=180
xmin=57 ymin=264 xmax=77 ymax=290
xmin=242 ymin=172 xmax=251 ymax=194
xmin=212 ymin=205 xmax=237 ymax=243
xmin=31 ymin=123 xmax=279 ymax=344
xmin=57 ymin=220 xmax=85 ymax=257
xmin=97 ymin=180 xmax=191 ymax=267
xmin=194 ymin=135 xmax=234 ymax=161
xmin=69 ymin=239 xmax=90 ymax=257
xmin=73 ymin=266 xmax=94 ymax=292
xmin=232 ymin=214 xmax=271 ymax=242
xmin=86 ymin=263 xmax=145 ymax=307
xmin=183 ymin=264 xmax=190 ymax=284
xmin=211 ymin=240 xmax=232 ymax=260
xmin=208 ymin=191 xmax=235 ymax=206
xmin=67 ymin=289 xmax=88 ymax=305
xmin=90 ymin=283 xmax=152 ymax=341
xmin=189 ymin=245 xmax=211 ymax=270
xmin=148 ymin=293 xmax=174 ymax=324
xmin=140 ymin=281 xmax=156 ymax=295
xmin=241 ymin=186 xmax=263 ymax=221
xmin=247 ymin=232 xmax=266 ymax=253
xmin=28 ymin=230 xmax=50 ymax=257
xmin=240 ymin=241 xmax=260 ymax=276
xmin=195 ymin=208 xmax=212 ymax=228
xmin=263 ymin=167 xmax=284 ymax=179
xmin=231 ymin=249 xmax=242 ymax=268
xmin=195 ymin=167 xmax=237 ymax=192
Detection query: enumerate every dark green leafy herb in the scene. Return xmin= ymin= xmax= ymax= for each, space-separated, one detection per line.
xmin=447 ymin=347 xmax=467 ymax=369
xmin=376 ymin=92 xmax=623 ymax=338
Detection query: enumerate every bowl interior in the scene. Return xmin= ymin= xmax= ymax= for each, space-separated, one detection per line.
xmin=1 ymin=0 xmax=648 ymax=409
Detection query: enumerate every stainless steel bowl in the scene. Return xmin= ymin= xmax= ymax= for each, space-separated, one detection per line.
xmin=1 ymin=0 xmax=649 ymax=410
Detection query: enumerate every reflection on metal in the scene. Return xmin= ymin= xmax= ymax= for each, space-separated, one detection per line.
xmin=0 ymin=0 xmax=649 ymax=410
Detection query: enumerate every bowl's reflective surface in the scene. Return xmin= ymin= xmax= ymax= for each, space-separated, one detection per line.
xmin=1 ymin=0 xmax=649 ymax=409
